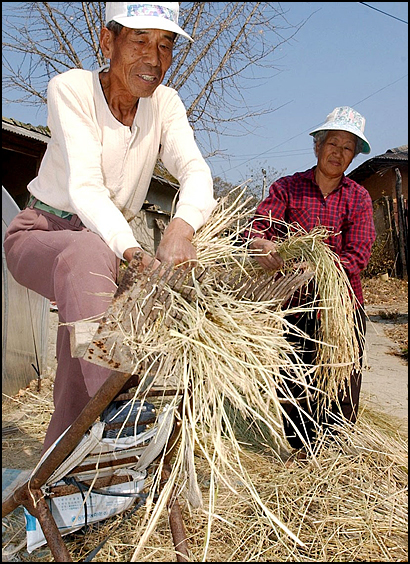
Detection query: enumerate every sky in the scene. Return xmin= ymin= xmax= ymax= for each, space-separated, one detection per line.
xmin=207 ymin=1 xmax=408 ymax=186
xmin=2 ymin=2 xmax=408 ymax=188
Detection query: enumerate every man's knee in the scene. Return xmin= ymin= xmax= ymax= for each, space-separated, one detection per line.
xmin=55 ymin=232 xmax=118 ymax=283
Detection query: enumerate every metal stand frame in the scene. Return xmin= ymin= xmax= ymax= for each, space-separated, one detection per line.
xmin=2 ymin=369 xmax=190 ymax=562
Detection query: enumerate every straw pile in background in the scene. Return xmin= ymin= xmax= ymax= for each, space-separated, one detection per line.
xmin=2 ymin=187 xmax=407 ymax=562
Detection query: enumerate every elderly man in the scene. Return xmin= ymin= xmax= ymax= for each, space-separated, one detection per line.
xmin=246 ymin=107 xmax=376 ymax=454
xmin=4 ymin=2 xmax=216 ymax=452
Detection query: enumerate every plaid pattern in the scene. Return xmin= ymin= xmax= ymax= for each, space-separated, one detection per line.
xmin=246 ymin=168 xmax=376 ymax=305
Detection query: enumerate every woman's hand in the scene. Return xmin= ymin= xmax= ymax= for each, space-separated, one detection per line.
xmin=249 ymin=237 xmax=284 ymax=272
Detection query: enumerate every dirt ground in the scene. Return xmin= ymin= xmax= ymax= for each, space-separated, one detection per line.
xmin=362 ymin=275 xmax=408 ymax=357
xmin=360 ymin=275 xmax=408 ymax=434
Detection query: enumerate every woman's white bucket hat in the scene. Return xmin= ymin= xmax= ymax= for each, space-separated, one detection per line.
xmin=310 ymin=106 xmax=371 ymax=154
xmin=105 ymin=2 xmax=193 ymax=42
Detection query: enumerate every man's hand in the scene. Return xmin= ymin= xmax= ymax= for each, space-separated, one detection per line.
xmin=249 ymin=237 xmax=284 ymax=272
xmin=123 ymin=247 xmax=160 ymax=270
xmin=123 ymin=218 xmax=196 ymax=276
xmin=155 ymin=218 xmax=196 ymax=268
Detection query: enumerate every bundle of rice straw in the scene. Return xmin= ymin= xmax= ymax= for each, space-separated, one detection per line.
xmin=273 ymin=221 xmax=362 ymax=407
xmin=195 ymin=187 xmax=362 ymax=408
xmin=98 ymin=186 xmax=362 ymax=561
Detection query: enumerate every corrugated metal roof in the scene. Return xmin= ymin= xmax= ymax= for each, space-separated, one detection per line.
xmin=349 ymin=145 xmax=408 ymax=183
xmin=2 ymin=116 xmax=50 ymax=143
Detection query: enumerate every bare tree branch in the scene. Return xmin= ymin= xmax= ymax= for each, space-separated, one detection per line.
xmin=40 ymin=2 xmax=83 ymax=68
xmin=187 ymin=3 xmax=260 ymax=118
xmin=2 ymin=2 xmax=307 ymax=157
xmin=81 ymin=2 xmax=105 ymax=67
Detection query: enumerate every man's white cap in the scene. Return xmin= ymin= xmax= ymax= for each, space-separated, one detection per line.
xmin=105 ymin=2 xmax=193 ymax=42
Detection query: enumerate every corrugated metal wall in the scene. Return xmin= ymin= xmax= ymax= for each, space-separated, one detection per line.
xmin=2 ymin=186 xmax=49 ymax=395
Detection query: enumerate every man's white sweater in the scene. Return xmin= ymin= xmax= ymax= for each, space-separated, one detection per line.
xmin=28 ymin=67 xmax=216 ymax=259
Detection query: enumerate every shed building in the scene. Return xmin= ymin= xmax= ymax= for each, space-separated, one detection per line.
xmin=348 ymin=145 xmax=408 ymax=278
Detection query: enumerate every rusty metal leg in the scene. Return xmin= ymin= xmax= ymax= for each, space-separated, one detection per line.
xmin=158 ymin=393 xmax=191 ymax=561
xmin=2 ymin=373 xmax=191 ymax=562
xmin=29 ymin=370 xmax=135 ymax=490
xmin=21 ymin=487 xmax=73 ymax=562
xmin=162 ymin=464 xmax=190 ymax=562
xmin=167 ymin=494 xmax=190 ymax=563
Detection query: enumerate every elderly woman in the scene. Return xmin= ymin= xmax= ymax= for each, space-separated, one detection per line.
xmin=246 ymin=106 xmax=376 ymax=454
